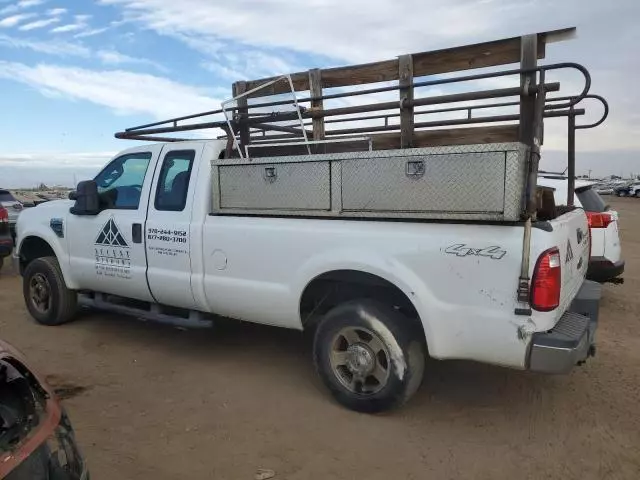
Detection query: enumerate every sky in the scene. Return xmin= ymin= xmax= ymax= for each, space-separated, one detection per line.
xmin=0 ymin=0 xmax=638 ymax=187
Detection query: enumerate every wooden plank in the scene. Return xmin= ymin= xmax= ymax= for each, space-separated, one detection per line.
xmin=399 ymin=55 xmax=414 ymax=148
xmin=232 ymin=81 xmax=250 ymax=150
xmin=372 ymin=125 xmax=519 ymax=150
xmin=241 ymin=28 xmax=574 ymax=97
xmin=246 ymin=125 xmax=519 ymax=155
xmin=519 ymin=34 xmax=537 ymax=146
xmin=247 ymin=126 xmax=517 ymax=156
xmin=308 ymin=68 xmax=325 ymax=141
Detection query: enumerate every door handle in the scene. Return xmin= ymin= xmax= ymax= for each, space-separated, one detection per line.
xmin=132 ymin=223 xmax=142 ymax=244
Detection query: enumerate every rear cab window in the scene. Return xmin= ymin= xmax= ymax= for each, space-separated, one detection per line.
xmin=154 ymin=150 xmax=196 ymax=212
xmin=576 ymin=187 xmax=608 ymax=213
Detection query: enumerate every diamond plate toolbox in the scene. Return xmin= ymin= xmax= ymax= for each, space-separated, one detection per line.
xmin=213 ymin=143 xmax=529 ymax=222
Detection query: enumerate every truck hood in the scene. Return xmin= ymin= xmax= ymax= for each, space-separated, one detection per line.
xmin=29 ymin=199 xmax=73 ymax=211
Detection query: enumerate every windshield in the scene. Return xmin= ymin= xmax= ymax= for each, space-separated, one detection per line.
xmin=576 ymin=186 xmax=608 ymax=212
xmin=0 ymin=191 xmax=17 ymax=203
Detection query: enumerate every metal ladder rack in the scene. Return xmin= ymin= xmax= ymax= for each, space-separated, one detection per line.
xmin=116 ymin=26 xmax=608 ymax=213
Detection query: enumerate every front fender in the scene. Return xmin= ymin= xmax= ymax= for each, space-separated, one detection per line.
xmin=293 ymin=247 xmax=440 ymax=353
xmin=17 ymin=225 xmax=77 ymax=290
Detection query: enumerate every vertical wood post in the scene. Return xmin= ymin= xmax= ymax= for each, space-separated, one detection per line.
xmin=399 ymin=54 xmax=414 ymax=148
xmin=308 ymin=68 xmax=325 ymax=142
xmin=519 ymin=35 xmax=537 ymax=146
xmin=232 ymin=81 xmax=250 ymax=154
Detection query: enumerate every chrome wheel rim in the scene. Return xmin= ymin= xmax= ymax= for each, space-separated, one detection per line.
xmin=329 ymin=326 xmax=391 ymax=395
xmin=29 ymin=273 xmax=52 ymax=315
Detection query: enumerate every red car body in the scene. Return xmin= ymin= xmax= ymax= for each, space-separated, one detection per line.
xmin=0 ymin=339 xmax=89 ymax=479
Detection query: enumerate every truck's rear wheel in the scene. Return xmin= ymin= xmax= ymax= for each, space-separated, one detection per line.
xmin=313 ymin=299 xmax=425 ymax=413
xmin=23 ymin=257 xmax=77 ymax=326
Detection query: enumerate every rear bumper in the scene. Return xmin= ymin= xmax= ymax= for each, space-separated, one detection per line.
xmin=528 ymin=280 xmax=601 ymax=374
xmin=587 ymin=257 xmax=625 ymax=283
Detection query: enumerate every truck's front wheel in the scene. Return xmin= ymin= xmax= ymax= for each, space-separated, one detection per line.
xmin=23 ymin=257 xmax=77 ymax=326
xmin=313 ymin=299 xmax=425 ymax=413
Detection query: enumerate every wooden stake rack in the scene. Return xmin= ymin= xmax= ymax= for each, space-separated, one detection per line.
xmin=115 ymin=26 xmax=608 ymax=206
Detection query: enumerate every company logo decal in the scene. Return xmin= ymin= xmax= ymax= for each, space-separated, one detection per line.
xmin=565 ymin=240 xmax=574 ymax=263
xmin=94 ymin=218 xmax=131 ymax=279
xmin=96 ymin=219 xmax=129 ymax=247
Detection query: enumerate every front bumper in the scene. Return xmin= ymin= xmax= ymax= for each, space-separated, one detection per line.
xmin=528 ymin=280 xmax=601 ymax=374
xmin=587 ymin=257 xmax=625 ymax=283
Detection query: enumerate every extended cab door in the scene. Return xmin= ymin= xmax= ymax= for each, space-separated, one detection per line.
xmin=145 ymin=143 xmax=203 ymax=309
xmin=66 ymin=145 xmax=162 ymax=301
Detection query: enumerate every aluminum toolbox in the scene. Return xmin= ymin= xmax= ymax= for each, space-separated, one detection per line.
xmin=212 ymin=142 xmax=529 ymax=222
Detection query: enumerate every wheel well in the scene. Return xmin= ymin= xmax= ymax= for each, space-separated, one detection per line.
xmin=19 ymin=236 xmax=56 ymax=272
xmin=299 ymin=270 xmax=420 ymax=330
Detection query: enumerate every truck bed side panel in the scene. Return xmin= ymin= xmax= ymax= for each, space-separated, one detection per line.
xmin=201 ymin=216 xmax=533 ymax=368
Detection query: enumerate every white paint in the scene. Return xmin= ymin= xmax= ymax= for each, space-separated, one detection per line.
xmin=14 ymin=140 xmax=592 ymax=371
xmin=211 ymin=250 xmax=227 ymax=271
xmin=357 ymin=308 xmax=407 ymax=381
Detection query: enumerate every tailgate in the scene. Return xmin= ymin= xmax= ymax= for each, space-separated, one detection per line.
xmin=532 ymin=208 xmax=590 ymax=327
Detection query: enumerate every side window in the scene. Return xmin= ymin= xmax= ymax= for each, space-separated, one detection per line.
xmin=94 ymin=152 xmax=152 ymax=209
xmin=154 ymin=150 xmax=195 ymax=212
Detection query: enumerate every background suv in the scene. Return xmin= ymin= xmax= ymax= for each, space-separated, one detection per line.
xmin=538 ymin=176 xmax=624 ymax=283
xmin=0 ymin=206 xmax=13 ymax=272
xmin=0 ymin=189 xmax=23 ymax=243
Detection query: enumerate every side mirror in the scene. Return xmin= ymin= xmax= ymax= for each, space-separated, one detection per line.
xmin=69 ymin=180 xmax=99 ymax=216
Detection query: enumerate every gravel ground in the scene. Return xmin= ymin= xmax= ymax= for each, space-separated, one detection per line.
xmin=1 ymin=196 xmax=639 ymax=480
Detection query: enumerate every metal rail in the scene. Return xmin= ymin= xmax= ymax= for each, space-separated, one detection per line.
xmin=118 ymin=62 xmax=591 ymax=137
xmin=116 ymin=82 xmax=561 ymax=139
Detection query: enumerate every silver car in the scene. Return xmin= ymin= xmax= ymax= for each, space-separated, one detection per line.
xmin=0 ymin=189 xmax=23 ymax=241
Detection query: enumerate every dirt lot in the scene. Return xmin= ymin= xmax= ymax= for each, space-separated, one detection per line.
xmin=1 ymin=197 xmax=639 ymax=480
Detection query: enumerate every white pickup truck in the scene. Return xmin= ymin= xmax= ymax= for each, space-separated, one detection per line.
xmin=13 ymin=31 xmax=606 ymax=411
xmin=14 ymin=139 xmax=599 ymax=412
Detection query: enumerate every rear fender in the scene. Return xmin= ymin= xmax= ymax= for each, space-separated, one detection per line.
xmin=294 ymin=248 xmax=438 ymax=354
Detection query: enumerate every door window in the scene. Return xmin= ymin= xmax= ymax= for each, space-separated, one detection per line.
xmin=154 ymin=150 xmax=195 ymax=212
xmin=94 ymin=153 xmax=152 ymax=209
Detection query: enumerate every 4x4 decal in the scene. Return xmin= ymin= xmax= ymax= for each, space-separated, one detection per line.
xmin=445 ymin=244 xmax=507 ymax=260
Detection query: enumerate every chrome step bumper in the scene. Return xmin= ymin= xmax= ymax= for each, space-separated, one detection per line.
xmin=528 ymin=280 xmax=601 ymax=374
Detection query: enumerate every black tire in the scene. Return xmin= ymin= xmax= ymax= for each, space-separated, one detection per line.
xmin=313 ymin=299 xmax=426 ymax=413
xmin=23 ymin=257 xmax=77 ymax=326
xmin=0 ymin=257 xmax=3 ymax=272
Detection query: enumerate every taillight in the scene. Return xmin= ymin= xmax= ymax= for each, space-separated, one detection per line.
xmin=531 ymin=247 xmax=561 ymax=312
xmin=0 ymin=207 xmax=8 ymax=224
xmin=586 ymin=211 xmax=613 ymax=229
